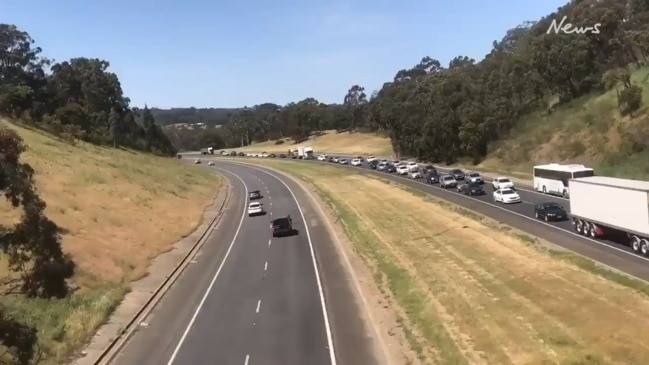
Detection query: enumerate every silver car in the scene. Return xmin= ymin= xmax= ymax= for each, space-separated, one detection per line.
xmin=440 ymin=175 xmax=458 ymax=188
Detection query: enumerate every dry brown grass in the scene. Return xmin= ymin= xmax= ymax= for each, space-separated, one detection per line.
xmin=232 ymin=129 xmax=394 ymax=156
xmin=0 ymin=120 xmax=220 ymax=363
xmin=257 ymin=160 xmax=649 ymax=365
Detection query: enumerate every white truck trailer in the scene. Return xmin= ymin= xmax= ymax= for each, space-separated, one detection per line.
xmin=297 ymin=146 xmax=314 ymax=159
xmin=569 ymin=176 xmax=649 ymax=254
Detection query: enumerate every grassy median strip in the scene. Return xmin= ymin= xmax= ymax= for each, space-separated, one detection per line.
xmin=0 ymin=122 xmax=221 ymax=364
xmin=249 ymin=159 xmax=649 ymax=365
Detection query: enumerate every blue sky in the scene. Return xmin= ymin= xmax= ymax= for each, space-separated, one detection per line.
xmin=4 ymin=0 xmax=568 ymax=108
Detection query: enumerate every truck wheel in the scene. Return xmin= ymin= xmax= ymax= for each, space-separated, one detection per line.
xmin=575 ymin=220 xmax=583 ymax=234
xmin=582 ymin=223 xmax=591 ymax=236
xmin=562 ymin=190 xmax=568 ymax=198
xmin=542 ymin=186 xmax=547 ymax=194
xmin=640 ymin=239 xmax=649 ymax=256
xmin=631 ymin=235 xmax=641 ymax=252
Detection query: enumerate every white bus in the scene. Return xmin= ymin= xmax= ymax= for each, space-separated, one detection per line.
xmin=533 ymin=163 xmax=595 ymax=198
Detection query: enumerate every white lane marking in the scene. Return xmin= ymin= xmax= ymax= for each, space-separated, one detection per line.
xmin=244 ymin=167 xmax=337 ymax=365
xmin=244 ymin=354 xmax=250 ymax=365
xmin=268 ymin=239 xmax=272 ymax=247
xmin=352 ymin=164 xmax=649 ymax=265
xmin=264 ymin=261 xmax=268 ymax=271
xmin=166 ymin=170 xmax=249 ymax=365
xmin=256 ymin=300 xmax=261 ymax=313
xmin=230 ymin=161 xmax=649 ymax=280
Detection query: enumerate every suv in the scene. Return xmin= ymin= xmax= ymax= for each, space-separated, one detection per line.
xmin=426 ymin=171 xmax=439 ymax=184
xmin=396 ymin=165 xmax=409 ymax=175
xmin=440 ymin=175 xmax=458 ymax=188
xmin=457 ymin=182 xmax=485 ymax=196
xmin=368 ymin=160 xmax=379 ymax=169
xmin=492 ymin=177 xmax=514 ymax=190
xmin=271 ymin=216 xmax=294 ymax=237
xmin=249 ymin=190 xmax=262 ymax=200
xmin=408 ymin=169 xmax=422 ymax=179
xmin=450 ymin=169 xmax=465 ymax=180
xmin=466 ymin=172 xmax=483 ymax=184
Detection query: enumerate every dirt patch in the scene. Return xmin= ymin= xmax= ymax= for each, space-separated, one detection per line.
xmin=0 ymin=121 xmax=221 ymax=363
xmin=232 ymin=129 xmax=394 ymax=156
xmin=256 ymin=160 xmax=649 ymax=365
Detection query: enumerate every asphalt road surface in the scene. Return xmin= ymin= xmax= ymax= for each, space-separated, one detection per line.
xmin=201 ymin=155 xmax=649 ymax=284
xmin=112 ymin=163 xmax=379 ymax=365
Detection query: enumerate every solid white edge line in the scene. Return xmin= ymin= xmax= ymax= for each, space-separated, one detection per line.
xmin=244 ymin=354 xmax=250 ymax=365
xmin=227 ymin=160 xmax=649 ymax=279
xmin=359 ymin=163 xmax=649 ymax=265
xmin=256 ymin=300 xmax=261 ymax=313
xmin=166 ymin=169 xmax=249 ymax=365
xmin=247 ymin=167 xmax=337 ymax=365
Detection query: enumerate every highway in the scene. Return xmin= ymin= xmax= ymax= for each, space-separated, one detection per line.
xmin=196 ymin=154 xmax=649 ymax=283
xmin=111 ymin=163 xmax=379 ymax=365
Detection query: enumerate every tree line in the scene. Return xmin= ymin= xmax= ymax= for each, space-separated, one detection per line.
xmin=196 ymin=0 xmax=648 ymax=163
xmin=0 ymin=24 xmax=176 ymax=156
xmin=0 ymin=22 xmax=180 ymax=363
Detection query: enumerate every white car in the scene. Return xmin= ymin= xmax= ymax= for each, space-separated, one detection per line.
xmin=317 ymin=154 xmax=327 ymax=161
xmin=351 ymin=158 xmax=362 ymax=166
xmin=366 ymin=156 xmax=377 ymax=163
xmin=406 ymin=162 xmax=419 ymax=171
xmin=492 ymin=177 xmax=515 ymax=190
xmin=466 ymin=172 xmax=483 ymax=184
xmin=339 ymin=158 xmax=349 ymax=165
xmin=396 ymin=165 xmax=409 ymax=175
xmin=408 ymin=169 xmax=422 ymax=179
xmin=247 ymin=202 xmax=265 ymax=216
xmin=194 ymin=159 xmax=201 ymax=164
xmin=493 ymin=188 xmax=521 ymax=204
xmin=261 ymin=152 xmax=269 ymax=158
xmin=208 ymin=161 xmax=214 ymax=166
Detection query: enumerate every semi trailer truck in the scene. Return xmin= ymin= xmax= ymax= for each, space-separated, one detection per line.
xmin=569 ymin=176 xmax=649 ymax=254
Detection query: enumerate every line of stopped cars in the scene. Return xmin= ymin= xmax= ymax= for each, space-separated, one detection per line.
xmin=316 ymin=154 xmax=569 ymax=223
xmin=247 ymin=189 xmax=297 ymax=238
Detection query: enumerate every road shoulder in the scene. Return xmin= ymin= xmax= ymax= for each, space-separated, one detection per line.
xmin=72 ymin=176 xmax=231 ymax=365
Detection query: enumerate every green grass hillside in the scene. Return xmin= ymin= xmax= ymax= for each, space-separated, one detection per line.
xmin=479 ymin=67 xmax=649 ymax=180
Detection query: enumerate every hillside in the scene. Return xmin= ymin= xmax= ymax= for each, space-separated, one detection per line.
xmin=479 ymin=66 xmax=649 ymax=180
xmin=0 ymin=120 xmax=220 ymax=363
xmin=232 ymin=129 xmax=394 ymax=156
xmin=148 ymin=107 xmax=238 ymax=127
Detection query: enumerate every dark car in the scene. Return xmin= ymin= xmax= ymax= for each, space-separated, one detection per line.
xmin=450 ymin=169 xmax=465 ymax=180
xmin=457 ymin=182 xmax=485 ymax=196
xmin=534 ymin=202 xmax=568 ymax=221
xmin=177 ymin=154 xmax=182 ymax=159
xmin=249 ymin=190 xmax=262 ymax=200
xmin=271 ymin=216 xmax=295 ymax=237
xmin=369 ymin=160 xmax=379 ymax=169
xmin=426 ymin=172 xmax=440 ymax=184
xmin=385 ymin=163 xmax=397 ymax=173
xmin=423 ymin=165 xmax=437 ymax=174
xmin=269 ymin=153 xmax=276 ymax=158
xmin=230 ymin=151 xmax=237 ymax=156
xmin=238 ymin=152 xmax=245 ymax=156
xmin=279 ymin=154 xmax=287 ymax=158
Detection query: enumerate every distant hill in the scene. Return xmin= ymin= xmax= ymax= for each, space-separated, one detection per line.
xmin=148 ymin=107 xmax=240 ymax=127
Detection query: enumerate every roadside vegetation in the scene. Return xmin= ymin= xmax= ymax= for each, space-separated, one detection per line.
xmin=231 ymin=129 xmax=393 ymax=156
xmin=168 ymin=1 xmax=649 ymax=180
xmin=251 ymin=159 xmax=649 ymax=364
xmin=0 ymin=121 xmax=219 ymax=364
xmin=0 ymin=23 xmax=218 ymax=364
